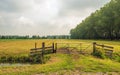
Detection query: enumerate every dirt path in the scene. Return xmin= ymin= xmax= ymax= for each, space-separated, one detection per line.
xmin=56 ymin=48 xmax=80 ymax=54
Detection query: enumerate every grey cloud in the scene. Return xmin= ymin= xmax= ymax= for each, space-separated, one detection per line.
xmin=0 ymin=0 xmax=110 ymax=35
xmin=58 ymin=0 xmax=110 ymax=17
xmin=61 ymin=0 xmax=110 ymax=10
xmin=0 ymin=0 xmax=34 ymax=12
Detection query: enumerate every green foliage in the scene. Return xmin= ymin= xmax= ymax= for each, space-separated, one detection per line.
xmin=0 ymin=55 xmax=30 ymax=63
xmin=92 ymin=48 xmax=106 ymax=59
xmin=70 ymin=0 xmax=120 ymax=40
xmin=112 ymin=52 xmax=120 ymax=62
xmin=0 ymin=54 xmax=51 ymax=64
xmin=31 ymin=54 xmax=43 ymax=63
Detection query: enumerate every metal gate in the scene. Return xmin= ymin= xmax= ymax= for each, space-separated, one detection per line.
xmin=56 ymin=42 xmax=93 ymax=54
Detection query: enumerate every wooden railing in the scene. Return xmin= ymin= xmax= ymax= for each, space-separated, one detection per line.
xmin=30 ymin=42 xmax=56 ymax=56
xmin=93 ymin=42 xmax=114 ymax=57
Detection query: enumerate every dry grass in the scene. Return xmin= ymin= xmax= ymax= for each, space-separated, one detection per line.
xmin=0 ymin=39 xmax=119 ymax=56
xmin=0 ymin=39 xmax=120 ymax=75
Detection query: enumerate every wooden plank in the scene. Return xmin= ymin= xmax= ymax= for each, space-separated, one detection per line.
xmin=104 ymin=49 xmax=113 ymax=52
xmin=45 ymin=46 xmax=52 ymax=49
xmin=95 ymin=44 xmax=102 ymax=46
xmin=45 ymin=48 xmax=53 ymax=51
xmin=30 ymin=49 xmax=42 ymax=51
xmin=103 ymin=45 xmax=114 ymax=49
xmin=30 ymin=52 xmax=42 ymax=56
xmin=95 ymin=44 xmax=113 ymax=49
xmin=57 ymin=43 xmax=82 ymax=44
xmin=31 ymin=48 xmax=42 ymax=50
xmin=30 ymin=49 xmax=42 ymax=52
xmin=105 ymin=50 xmax=113 ymax=57
xmin=30 ymin=51 xmax=42 ymax=54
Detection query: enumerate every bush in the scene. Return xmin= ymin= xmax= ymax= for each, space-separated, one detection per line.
xmin=31 ymin=54 xmax=43 ymax=64
xmin=112 ymin=52 xmax=120 ymax=62
xmin=30 ymin=54 xmax=51 ymax=64
xmin=0 ymin=55 xmax=30 ymax=63
xmin=0 ymin=54 xmax=51 ymax=64
xmin=0 ymin=56 xmax=7 ymax=63
xmin=92 ymin=48 xmax=106 ymax=59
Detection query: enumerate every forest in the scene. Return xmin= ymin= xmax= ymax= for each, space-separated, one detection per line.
xmin=70 ymin=0 xmax=120 ymax=40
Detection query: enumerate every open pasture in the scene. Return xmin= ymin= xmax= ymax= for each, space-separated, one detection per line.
xmin=0 ymin=39 xmax=119 ymax=56
xmin=0 ymin=39 xmax=120 ymax=75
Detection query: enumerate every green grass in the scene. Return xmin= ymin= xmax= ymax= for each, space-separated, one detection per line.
xmin=0 ymin=39 xmax=120 ymax=75
xmin=0 ymin=54 xmax=74 ymax=75
xmin=75 ymin=55 xmax=120 ymax=72
xmin=1 ymin=54 xmax=120 ymax=75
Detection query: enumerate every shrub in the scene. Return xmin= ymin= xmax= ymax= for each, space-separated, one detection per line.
xmin=92 ymin=48 xmax=106 ymax=59
xmin=0 ymin=56 xmax=7 ymax=63
xmin=112 ymin=52 xmax=120 ymax=62
xmin=0 ymin=54 xmax=51 ymax=64
xmin=0 ymin=55 xmax=30 ymax=63
xmin=31 ymin=54 xmax=43 ymax=63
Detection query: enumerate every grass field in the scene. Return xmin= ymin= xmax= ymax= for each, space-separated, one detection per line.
xmin=0 ymin=39 xmax=120 ymax=75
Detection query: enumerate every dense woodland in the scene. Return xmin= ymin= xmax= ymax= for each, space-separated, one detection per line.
xmin=70 ymin=0 xmax=120 ymax=40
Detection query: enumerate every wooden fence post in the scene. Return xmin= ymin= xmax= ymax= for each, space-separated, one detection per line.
xmin=93 ymin=42 xmax=96 ymax=54
xmin=52 ymin=43 xmax=54 ymax=53
xmin=55 ymin=43 xmax=57 ymax=53
xmin=102 ymin=44 xmax=104 ymax=50
xmin=42 ymin=42 xmax=45 ymax=56
xmin=79 ymin=43 xmax=82 ymax=53
xmin=35 ymin=42 xmax=37 ymax=49
xmin=42 ymin=42 xmax=45 ymax=63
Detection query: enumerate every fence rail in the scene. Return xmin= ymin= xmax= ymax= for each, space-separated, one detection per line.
xmin=93 ymin=42 xmax=114 ymax=58
xmin=95 ymin=43 xmax=114 ymax=49
xmin=30 ymin=42 xmax=56 ymax=63
xmin=29 ymin=42 xmax=114 ymax=63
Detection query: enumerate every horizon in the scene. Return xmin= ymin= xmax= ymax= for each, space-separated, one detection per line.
xmin=0 ymin=0 xmax=110 ymax=36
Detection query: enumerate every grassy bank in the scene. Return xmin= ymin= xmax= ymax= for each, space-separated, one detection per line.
xmin=0 ymin=54 xmax=120 ymax=75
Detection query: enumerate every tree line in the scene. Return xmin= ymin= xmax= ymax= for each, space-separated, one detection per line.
xmin=70 ymin=0 xmax=120 ymax=40
xmin=0 ymin=35 xmax=70 ymax=39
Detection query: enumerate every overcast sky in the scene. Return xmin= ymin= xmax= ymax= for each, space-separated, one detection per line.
xmin=0 ymin=0 xmax=110 ymax=36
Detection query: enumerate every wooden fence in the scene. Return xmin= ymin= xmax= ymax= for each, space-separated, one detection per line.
xmin=93 ymin=42 xmax=114 ymax=58
xmin=30 ymin=42 xmax=57 ymax=63
xmin=29 ymin=42 xmax=114 ymax=63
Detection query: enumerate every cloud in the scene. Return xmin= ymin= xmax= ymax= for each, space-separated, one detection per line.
xmin=61 ymin=0 xmax=109 ymax=9
xmin=0 ymin=0 xmax=34 ymax=12
xmin=0 ymin=0 xmax=110 ymax=35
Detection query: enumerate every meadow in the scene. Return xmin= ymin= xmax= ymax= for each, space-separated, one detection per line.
xmin=0 ymin=39 xmax=120 ymax=75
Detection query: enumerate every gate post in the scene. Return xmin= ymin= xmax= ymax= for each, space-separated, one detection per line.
xmin=42 ymin=42 xmax=45 ymax=57
xmin=35 ymin=42 xmax=37 ymax=49
xmin=93 ymin=42 xmax=96 ymax=54
xmin=55 ymin=43 xmax=57 ymax=53
xmin=42 ymin=42 xmax=45 ymax=63
xmin=52 ymin=43 xmax=55 ymax=53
